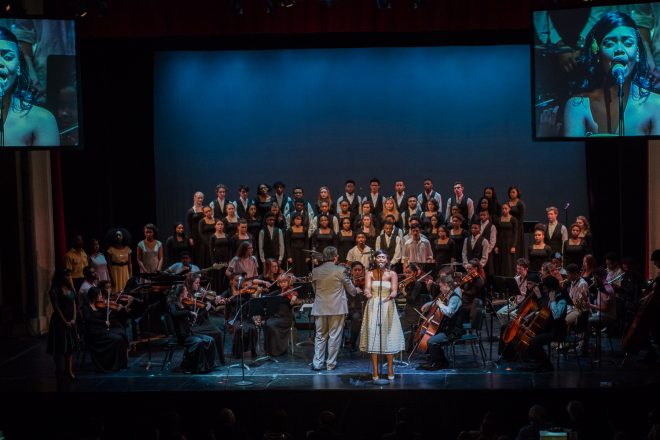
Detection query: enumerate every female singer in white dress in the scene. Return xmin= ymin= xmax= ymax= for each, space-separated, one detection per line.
xmin=360 ymin=250 xmax=405 ymax=381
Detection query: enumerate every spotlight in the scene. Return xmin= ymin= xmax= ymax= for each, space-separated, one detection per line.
xmin=376 ymin=0 xmax=391 ymax=9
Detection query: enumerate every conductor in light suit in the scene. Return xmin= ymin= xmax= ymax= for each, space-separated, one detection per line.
xmin=311 ymin=246 xmax=357 ymax=371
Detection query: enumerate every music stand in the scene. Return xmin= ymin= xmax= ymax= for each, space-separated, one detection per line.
xmin=491 ymin=276 xmax=520 ymax=361
xmin=228 ymin=276 xmax=253 ymax=386
xmin=249 ymin=295 xmax=282 ymax=364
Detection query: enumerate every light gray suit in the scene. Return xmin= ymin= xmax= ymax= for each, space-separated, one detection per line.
xmin=311 ymin=261 xmax=356 ymax=369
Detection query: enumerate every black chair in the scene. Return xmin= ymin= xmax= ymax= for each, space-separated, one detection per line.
xmin=160 ymin=314 xmax=180 ymax=372
xmin=450 ymin=308 xmax=487 ymax=368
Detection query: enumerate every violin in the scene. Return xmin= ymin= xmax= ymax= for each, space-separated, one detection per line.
xmin=95 ymin=300 xmax=121 ymax=311
xmin=182 ymin=297 xmax=207 ymax=309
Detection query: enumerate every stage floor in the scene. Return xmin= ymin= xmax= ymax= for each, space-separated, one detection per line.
xmin=1 ymin=328 xmax=659 ymax=393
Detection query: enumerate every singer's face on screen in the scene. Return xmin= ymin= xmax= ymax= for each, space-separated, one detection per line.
xmin=599 ymin=26 xmax=638 ymax=82
xmin=0 ymin=40 xmax=19 ymax=92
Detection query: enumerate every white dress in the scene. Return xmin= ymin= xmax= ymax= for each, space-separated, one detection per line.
xmin=359 ymin=280 xmax=405 ymax=354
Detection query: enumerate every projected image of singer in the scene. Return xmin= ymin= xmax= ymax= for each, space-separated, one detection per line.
xmin=563 ymin=11 xmax=660 ymax=137
xmin=0 ymin=26 xmax=59 ymax=147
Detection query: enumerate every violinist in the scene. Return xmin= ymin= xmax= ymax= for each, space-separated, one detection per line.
xmin=263 ymin=274 xmax=301 ymax=357
xmin=168 ymin=284 xmax=217 ymax=373
xmin=417 ymin=273 xmax=464 ymax=370
xmin=259 ymin=259 xmax=283 ymax=294
xmin=496 ymin=259 xmax=539 ymax=325
xmin=347 ymin=261 xmax=366 ymax=350
xmin=584 ymin=267 xmax=617 ymax=351
xmin=519 ymin=276 xmax=567 ymax=372
xmin=184 ymin=273 xmax=226 ymax=365
xmin=399 ymin=263 xmax=429 ymax=351
xmin=564 ymin=263 xmax=590 ymax=333
xmin=461 ymin=259 xmax=486 ymax=325
xmin=97 ymin=280 xmax=134 ymax=328
xmin=82 ymin=286 xmax=129 ymax=372
xmin=221 ymin=273 xmax=259 ymax=358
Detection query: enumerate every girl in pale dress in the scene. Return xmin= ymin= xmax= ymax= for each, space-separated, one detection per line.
xmin=107 ymin=229 xmax=132 ymax=292
xmin=137 ymin=223 xmax=163 ymax=274
xmin=360 ymin=250 xmax=405 ymax=381
xmin=88 ymin=239 xmax=109 ymax=281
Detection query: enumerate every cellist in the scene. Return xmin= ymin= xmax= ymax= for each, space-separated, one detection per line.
xmin=416 ymin=273 xmax=465 ymax=370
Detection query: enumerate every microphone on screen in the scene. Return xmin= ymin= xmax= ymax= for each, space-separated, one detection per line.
xmin=612 ymin=63 xmax=625 ymax=85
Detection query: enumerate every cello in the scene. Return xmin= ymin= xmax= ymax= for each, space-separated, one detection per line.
xmin=413 ymin=270 xmax=478 ymax=353
xmin=502 ymin=283 xmax=551 ymax=355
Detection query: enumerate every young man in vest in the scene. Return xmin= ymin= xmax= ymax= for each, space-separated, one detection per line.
xmin=258 ymin=213 xmax=285 ymax=271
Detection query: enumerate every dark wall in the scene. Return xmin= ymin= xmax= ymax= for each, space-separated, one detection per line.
xmin=153 ymin=45 xmax=588 ymax=236
xmin=59 ymin=39 xmax=156 ymax=248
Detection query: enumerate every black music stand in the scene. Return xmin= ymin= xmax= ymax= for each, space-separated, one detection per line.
xmin=250 ymin=295 xmax=282 ymax=364
xmin=491 ymin=277 xmax=520 ymax=360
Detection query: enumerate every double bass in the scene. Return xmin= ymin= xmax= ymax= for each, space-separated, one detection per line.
xmin=622 ymin=277 xmax=659 ymax=354
xmin=412 ymin=270 xmax=478 ymax=353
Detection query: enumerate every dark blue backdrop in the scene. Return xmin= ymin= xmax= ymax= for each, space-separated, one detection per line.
xmin=154 ymin=45 xmax=587 ymax=233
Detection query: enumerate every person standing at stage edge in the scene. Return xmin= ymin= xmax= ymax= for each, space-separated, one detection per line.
xmin=310 ymin=246 xmax=357 ymax=371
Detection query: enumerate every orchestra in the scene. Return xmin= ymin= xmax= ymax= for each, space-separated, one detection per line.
xmin=60 ymin=179 xmax=660 ymax=377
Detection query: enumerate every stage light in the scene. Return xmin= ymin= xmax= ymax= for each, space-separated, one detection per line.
xmin=376 ymin=0 xmax=391 ymax=9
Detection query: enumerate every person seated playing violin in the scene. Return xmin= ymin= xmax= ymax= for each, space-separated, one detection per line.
xmin=417 ymin=273 xmax=465 ymax=370
xmin=263 ymin=274 xmax=301 ymax=357
xmin=399 ymin=263 xmax=430 ymax=352
xmin=519 ymin=276 xmax=568 ymax=372
xmin=82 ymin=286 xmax=129 ymax=372
xmin=168 ymin=283 xmax=217 ymax=373
xmin=184 ymin=273 xmax=226 ymax=365
xmin=221 ymin=273 xmax=260 ymax=358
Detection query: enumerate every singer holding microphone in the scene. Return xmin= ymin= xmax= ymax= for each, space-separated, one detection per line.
xmin=0 ymin=26 xmax=59 ymax=147
xmin=563 ymin=10 xmax=660 ymax=137
xmin=359 ymin=250 xmax=405 ymax=381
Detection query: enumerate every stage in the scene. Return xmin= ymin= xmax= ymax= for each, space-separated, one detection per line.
xmin=1 ymin=327 xmax=658 ymax=393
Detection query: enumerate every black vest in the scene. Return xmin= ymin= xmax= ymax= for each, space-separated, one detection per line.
xmin=449 ymin=195 xmax=470 ymax=222
xmin=340 ymin=193 xmax=361 ymax=220
xmin=419 ymin=191 xmax=440 ymax=212
xmin=395 ymin=193 xmax=408 ymax=215
xmin=274 ymin=195 xmax=291 ymax=214
xmin=366 ymin=194 xmax=384 ymax=215
xmin=261 ymin=227 xmax=282 ymax=259
xmin=545 ymin=222 xmax=564 ymax=255
xmin=465 ymin=235 xmax=484 ymax=261
xmin=481 ymin=222 xmax=493 ymax=248
xmin=378 ymin=233 xmax=398 ymax=262
xmin=236 ymin=198 xmax=253 ymax=219
xmin=212 ymin=198 xmax=228 ymax=219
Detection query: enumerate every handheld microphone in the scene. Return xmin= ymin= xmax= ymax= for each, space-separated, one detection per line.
xmin=378 ymin=262 xmax=385 ymax=269
xmin=237 ymin=274 xmax=244 ymax=289
xmin=612 ymin=63 xmax=625 ymax=85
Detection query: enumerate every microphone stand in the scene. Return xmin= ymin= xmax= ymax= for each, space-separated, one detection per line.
xmin=373 ymin=263 xmax=389 ymax=385
xmin=230 ymin=276 xmax=253 ymax=386
xmin=617 ymin=78 xmax=624 ymax=137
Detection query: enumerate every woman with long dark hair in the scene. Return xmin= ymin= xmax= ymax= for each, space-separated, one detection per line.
xmin=0 ymin=26 xmax=59 ymax=146
xmin=46 ymin=268 xmax=78 ymax=380
xmin=137 ymin=223 xmax=163 ymax=274
xmin=563 ymin=10 xmax=659 ymax=136
xmin=507 ymin=185 xmax=526 ymax=259
xmin=165 ymin=222 xmax=190 ymax=267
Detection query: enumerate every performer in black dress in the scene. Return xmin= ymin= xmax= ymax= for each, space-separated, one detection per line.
xmin=222 ymin=203 xmax=240 ymax=238
xmin=197 ymin=206 xmax=216 ymax=269
xmin=285 ymin=214 xmax=311 ymax=277
xmin=311 ymin=215 xmax=337 ymax=258
xmin=495 ymin=202 xmax=518 ymax=277
xmin=433 ymin=226 xmax=456 ymax=274
xmin=165 ymin=222 xmax=191 ymax=268
xmin=210 ymin=219 xmax=231 ymax=293
xmin=168 ymin=284 xmax=217 ymax=373
xmin=482 ymin=186 xmax=501 ymax=218
xmin=264 ymin=274 xmax=301 ymax=356
xmin=185 ymin=273 xmax=226 ymax=365
xmin=186 ymin=192 xmax=206 ymax=268
xmin=46 ymin=268 xmax=79 ymax=380
xmin=82 ymin=287 xmax=129 ymax=372
xmin=336 ymin=217 xmax=355 ymax=264
xmin=575 ymin=215 xmax=594 ymax=255
xmin=563 ymin=223 xmax=588 ymax=269
xmin=507 ymin=186 xmax=526 ymax=259
xmin=245 ymin=205 xmax=263 ymax=241
xmin=222 ymin=274 xmax=259 ymax=358
xmin=229 ymin=220 xmax=255 ymax=257
xmin=528 ymin=226 xmax=553 ymax=273
xmin=254 ymin=183 xmax=274 ymax=219
xmin=448 ymin=214 xmax=468 ymax=265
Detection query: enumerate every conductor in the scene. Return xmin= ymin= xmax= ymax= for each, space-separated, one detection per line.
xmin=310 ymin=246 xmax=357 ymax=371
